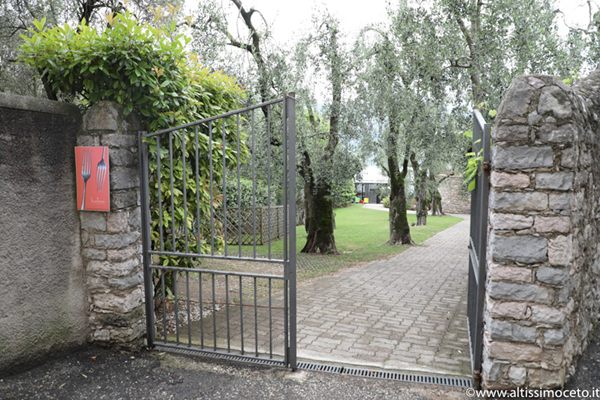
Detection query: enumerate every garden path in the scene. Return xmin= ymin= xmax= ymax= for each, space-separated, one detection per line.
xmin=295 ymin=215 xmax=471 ymax=377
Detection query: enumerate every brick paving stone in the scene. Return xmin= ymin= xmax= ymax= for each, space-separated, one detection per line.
xmin=295 ymin=216 xmax=472 ymax=377
xmin=175 ymin=215 xmax=471 ymax=378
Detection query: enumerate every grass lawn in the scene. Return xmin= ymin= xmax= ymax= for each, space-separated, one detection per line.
xmin=248 ymin=204 xmax=463 ymax=280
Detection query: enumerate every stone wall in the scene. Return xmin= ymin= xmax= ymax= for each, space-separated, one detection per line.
xmin=482 ymin=73 xmax=600 ymax=388
xmin=439 ymin=175 xmax=471 ymax=214
xmin=77 ymin=101 xmax=146 ymax=350
xmin=0 ymin=93 xmax=88 ymax=375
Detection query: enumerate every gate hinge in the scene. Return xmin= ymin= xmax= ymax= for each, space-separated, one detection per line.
xmin=483 ymin=162 xmax=490 ymax=171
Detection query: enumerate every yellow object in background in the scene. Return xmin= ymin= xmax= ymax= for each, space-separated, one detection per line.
xmin=364 ymin=198 xmax=369 ymax=204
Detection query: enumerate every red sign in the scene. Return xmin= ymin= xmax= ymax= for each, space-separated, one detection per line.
xmin=75 ymin=146 xmax=110 ymax=211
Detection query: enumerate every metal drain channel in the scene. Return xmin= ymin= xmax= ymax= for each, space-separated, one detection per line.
xmin=154 ymin=346 xmax=472 ymax=388
xmin=297 ymin=361 xmax=472 ymax=388
xmin=154 ymin=344 xmax=285 ymax=367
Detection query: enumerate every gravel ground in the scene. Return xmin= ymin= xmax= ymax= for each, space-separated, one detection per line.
xmin=0 ymin=347 xmax=468 ymax=400
xmin=564 ymin=328 xmax=600 ymax=398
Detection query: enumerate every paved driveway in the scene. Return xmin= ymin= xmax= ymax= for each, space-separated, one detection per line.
xmin=170 ymin=216 xmax=472 ymax=378
xmin=296 ymin=216 xmax=471 ymax=377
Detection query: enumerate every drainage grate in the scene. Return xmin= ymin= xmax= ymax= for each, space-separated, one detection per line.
xmin=296 ymin=361 xmax=472 ymax=388
xmin=296 ymin=361 xmax=343 ymax=374
xmin=154 ymin=346 xmax=472 ymax=388
xmin=154 ymin=344 xmax=286 ymax=367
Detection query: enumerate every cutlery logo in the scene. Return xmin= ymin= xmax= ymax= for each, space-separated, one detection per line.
xmin=75 ymin=146 xmax=110 ymax=212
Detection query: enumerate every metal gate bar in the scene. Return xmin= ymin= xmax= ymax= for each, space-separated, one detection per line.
xmin=467 ymin=109 xmax=491 ymax=388
xmin=139 ymin=95 xmax=297 ymax=368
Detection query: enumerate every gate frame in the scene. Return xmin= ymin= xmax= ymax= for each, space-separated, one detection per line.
xmin=139 ymin=94 xmax=297 ymax=370
xmin=467 ymin=109 xmax=491 ymax=388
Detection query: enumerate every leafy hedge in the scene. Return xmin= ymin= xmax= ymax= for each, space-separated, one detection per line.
xmin=19 ymin=11 xmax=247 ymax=292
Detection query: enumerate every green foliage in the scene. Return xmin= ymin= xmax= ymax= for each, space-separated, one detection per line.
xmin=332 ymin=179 xmax=357 ymax=209
xmin=225 ymin=177 xmax=276 ymax=209
xmin=19 ymin=11 xmax=244 ymax=131
xmin=19 ymin=11 xmax=246 ymax=293
xmin=382 ymin=197 xmax=390 ymax=208
xmin=464 ymin=138 xmax=483 ymax=191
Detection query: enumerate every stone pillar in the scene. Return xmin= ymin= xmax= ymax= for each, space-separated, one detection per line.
xmin=482 ymin=74 xmax=600 ymax=389
xmin=77 ymin=101 xmax=145 ymax=350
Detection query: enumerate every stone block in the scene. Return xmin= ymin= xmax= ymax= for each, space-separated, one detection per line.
xmin=548 ymin=193 xmax=571 ymax=210
xmin=99 ymin=304 xmax=145 ymax=327
xmin=491 ymin=172 xmax=530 ymax=188
xmin=111 ymin=167 xmax=139 ymax=191
xmin=107 ymin=245 xmax=138 ymax=262
xmin=490 ymin=213 xmax=533 ymax=230
xmin=494 ymin=125 xmax=529 ymax=142
xmin=533 ymin=216 xmax=570 ymax=233
xmin=92 ymin=287 xmax=144 ymax=313
xmin=108 ymin=271 xmax=144 ymax=290
xmin=536 ymin=172 xmax=573 ymax=191
xmin=80 ymin=212 xmax=107 ymax=231
xmin=528 ymin=111 xmax=542 ymax=125
xmin=87 ymin=258 xmax=139 ymax=277
xmin=490 ymin=192 xmax=548 ymax=212
xmin=128 ymin=207 xmax=141 ymax=230
xmin=102 ymin=133 xmax=137 ymax=149
xmin=93 ymin=329 xmax=110 ymax=342
xmin=95 ymin=232 xmax=140 ymax=249
xmin=489 ymin=281 xmax=549 ymax=302
xmin=490 ymin=264 xmax=532 ymax=282
xmin=536 ymin=267 xmax=569 ymax=286
xmin=498 ymin=79 xmax=535 ymax=118
xmin=492 ymin=146 xmax=554 ymax=169
xmin=487 ymin=341 xmax=542 ymax=362
xmin=538 ymin=124 xmax=576 ymax=143
xmin=490 ymin=234 xmax=547 ymax=263
xmin=112 ymin=190 xmax=138 ymax=209
xmin=548 ymin=235 xmax=572 ymax=266
xmin=482 ymin=357 xmax=503 ymax=382
xmin=77 ymin=135 xmax=100 ymax=146
xmin=489 ymin=320 xmax=537 ymax=343
xmin=83 ymin=102 xmax=118 ymax=131
xmin=509 ymin=366 xmax=527 ymax=386
xmin=110 ymin=149 xmax=135 ymax=167
xmin=541 ymin=349 xmax=564 ymax=369
xmin=544 ymin=328 xmax=566 ymax=345
xmin=489 ymin=301 xmax=529 ymax=319
xmin=82 ymin=248 xmax=106 ymax=261
xmin=107 ymin=211 xmax=129 ymax=233
xmin=560 ymin=148 xmax=574 ymax=168
xmin=538 ymin=368 xmax=565 ymax=388
xmin=538 ymin=86 xmax=572 ymax=120
xmin=530 ymin=305 xmax=565 ymax=325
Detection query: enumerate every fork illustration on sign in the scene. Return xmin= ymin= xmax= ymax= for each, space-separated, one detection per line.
xmin=81 ymin=149 xmax=91 ymax=210
xmin=96 ymin=147 xmax=107 ymax=192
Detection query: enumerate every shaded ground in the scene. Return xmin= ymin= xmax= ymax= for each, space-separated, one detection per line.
xmin=0 ymin=347 xmax=469 ymax=400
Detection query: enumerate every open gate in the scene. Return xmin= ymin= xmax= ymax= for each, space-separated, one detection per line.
xmin=467 ymin=109 xmax=491 ymax=388
xmin=139 ymin=95 xmax=297 ymax=369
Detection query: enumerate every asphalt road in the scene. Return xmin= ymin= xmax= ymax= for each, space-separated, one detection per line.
xmin=0 ymin=347 xmax=468 ymax=400
xmin=1 ymin=327 xmax=598 ymax=400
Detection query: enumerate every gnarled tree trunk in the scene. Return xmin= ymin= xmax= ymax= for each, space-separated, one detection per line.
xmin=386 ymin=127 xmax=413 ymax=245
xmin=410 ymin=153 xmax=428 ymax=226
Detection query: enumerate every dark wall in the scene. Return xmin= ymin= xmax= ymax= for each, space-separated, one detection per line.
xmin=0 ymin=93 xmax=88 ymax=376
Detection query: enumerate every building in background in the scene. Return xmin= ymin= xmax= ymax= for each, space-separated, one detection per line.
xmin=355 ymin=165 xmax=388 ymax=204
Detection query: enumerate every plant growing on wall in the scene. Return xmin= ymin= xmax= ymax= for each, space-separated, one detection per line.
xmin=19 ymin=10 xmax=247 ymax=299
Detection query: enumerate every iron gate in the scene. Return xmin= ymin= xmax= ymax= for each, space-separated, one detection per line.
xmin=139 ymin=95 xmax=297 ymax=369
xmin=467 ymin=109 xmax=491 ymax=388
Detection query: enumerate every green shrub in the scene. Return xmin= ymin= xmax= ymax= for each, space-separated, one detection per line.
xmin=332 ymin=179 xmax=357 ymax=209
xmin=19 ymin=11 xmax=246 ymax=295
xmin=382 ymin=197 xmax=390 ymax=208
